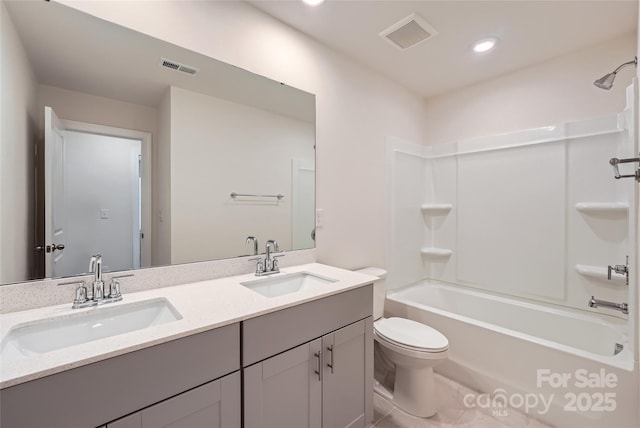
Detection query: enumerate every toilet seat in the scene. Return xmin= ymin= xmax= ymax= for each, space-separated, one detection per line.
xmin=374 ymin=317 xmax=448 ymax=352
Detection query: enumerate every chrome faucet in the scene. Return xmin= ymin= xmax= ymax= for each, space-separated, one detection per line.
xmin=90 ymin=254 xmax=105 ymax=301
xmin=58 ymin=254 xmax=133 ymax=309
xmin=249 ymin=239 xmax=284 ymax=276
xmin=58 ymin=257 xmax=131 ymax=309
xmin=265 ymin=240 xmax=278 ymax=271
xmin=588 ymin=296 xmax=628 ymax=314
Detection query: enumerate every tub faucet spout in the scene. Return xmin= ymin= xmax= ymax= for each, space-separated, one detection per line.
xmin=588 ymin=296 xmax=628 ymax=314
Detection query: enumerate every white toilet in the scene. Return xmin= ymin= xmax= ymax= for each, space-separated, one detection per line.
xmin=356 ymin=268 xmax=449 ymax=418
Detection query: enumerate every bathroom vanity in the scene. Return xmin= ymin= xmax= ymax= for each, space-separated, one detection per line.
xmin=243 ymin=285 xmax=373 ymax=428
xmin=0 ymin=264 xmax=374 ymax=428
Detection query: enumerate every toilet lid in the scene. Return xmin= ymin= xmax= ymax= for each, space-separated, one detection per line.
xmin=375 ymin=317 xmax=448 ymax=351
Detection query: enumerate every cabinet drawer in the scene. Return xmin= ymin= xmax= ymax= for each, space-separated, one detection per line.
xmin=109 ymin=371 xmax=241 ymax=428
xmin=243 ymin=285 xmax=372 ymax=366
xmin=0 ymin=323 xmax=240 ymax=428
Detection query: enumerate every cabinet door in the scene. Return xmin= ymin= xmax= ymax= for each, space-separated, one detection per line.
xmin=244 ymin=339 xmax=322 ymax=428
xmin=322 ymin=319 xmax=369 ymax=428
xmin=107 ymin=371 xmax=240 ymax=428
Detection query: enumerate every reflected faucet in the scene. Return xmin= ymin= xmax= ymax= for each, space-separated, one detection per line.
xmin=89 ymin=254 xmax=105 ymax=301
xmin=246 ymin=236 xmax=259 ymax=256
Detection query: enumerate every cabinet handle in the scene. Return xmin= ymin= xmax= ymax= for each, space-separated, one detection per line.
xmin=327 ymin=345 xmax=334 ymax=374
xmin=314 ymin=351 xmax=322 ymax=381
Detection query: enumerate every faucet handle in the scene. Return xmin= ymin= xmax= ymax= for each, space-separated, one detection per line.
xmin=248 ymin=257 xmax=264 ymax=275
xmin=108 ymin=274 xmax=132 ymax=300
xmin=58 ymin=280 xmax=88 ymax=307
xmin=272 ymin=253 xmax=285 ymax=271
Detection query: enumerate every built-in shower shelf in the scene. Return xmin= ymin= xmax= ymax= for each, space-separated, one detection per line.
xmin=575 ymin=264 xmax=626 ymax=283
xmin=421 ymin=204 xmax=453 ymax=215
xmin=421 ymin=247 xmax=452 ymax=257
xmin=575 ymin=202 xmax=629 ymax=214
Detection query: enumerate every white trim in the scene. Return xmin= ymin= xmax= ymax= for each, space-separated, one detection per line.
xmin=60 ymin=120 xmax=152 ymax=268
xmin=395 ymin=113 xmax=625 ymax=161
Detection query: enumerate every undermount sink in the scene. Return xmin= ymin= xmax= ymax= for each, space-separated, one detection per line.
xmin=0 ymin=298 xmax=182 ymax=364
xmin=241 ymin=271 xmax=337 ymax=298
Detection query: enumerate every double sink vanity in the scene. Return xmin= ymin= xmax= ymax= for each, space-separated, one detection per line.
xmin=0 ymin=263 xmax=375 ymax=428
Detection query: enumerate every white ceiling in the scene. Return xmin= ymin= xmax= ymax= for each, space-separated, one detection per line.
xmin=248 ymin=0 xmax=638 ymax=98
xmin=4 ymin=1 xmax=315 ymax=122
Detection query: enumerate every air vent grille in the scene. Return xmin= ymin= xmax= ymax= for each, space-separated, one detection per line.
xmin=160 ymin=58 xmax=199 ymax=75
xmin=380 ymin=13 xmax=438 ymax=51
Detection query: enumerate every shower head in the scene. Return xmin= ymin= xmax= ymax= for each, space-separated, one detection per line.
xmin=594 ymin=57 xmax=637 ymax=90
xmin=594 ymin=73 xmax=617 ymax=90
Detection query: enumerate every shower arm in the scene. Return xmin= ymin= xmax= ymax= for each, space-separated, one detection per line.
xmin=609 ymin=156 xmax=640 ymax=182
xmin=611 ymin=58 xmax=637 ymax=75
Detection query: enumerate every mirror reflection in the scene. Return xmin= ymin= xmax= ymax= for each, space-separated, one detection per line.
xmin=1 ymin=1 xmax=316 ymax=285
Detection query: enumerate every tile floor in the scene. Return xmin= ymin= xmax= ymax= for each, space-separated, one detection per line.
xmin=369 ymin=374 xmax=553 ymax=428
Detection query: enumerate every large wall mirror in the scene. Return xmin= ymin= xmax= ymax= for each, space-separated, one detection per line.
xmin=1 ymin=1 xmax=316 ymax=285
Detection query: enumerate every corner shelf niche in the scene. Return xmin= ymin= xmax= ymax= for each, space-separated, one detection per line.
xmin=421 ymin=203 xmax=453 ymax=215
xmin=575 ymin=202 xmax=629 ymax=215
xmin=575 ymin=264 xmax=626 ymax=283
xmin=421 ymin=247 xmax=452 ymax=258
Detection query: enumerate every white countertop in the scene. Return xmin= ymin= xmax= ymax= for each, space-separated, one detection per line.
xmin=0 ymin=263 xmax=376 ymax=389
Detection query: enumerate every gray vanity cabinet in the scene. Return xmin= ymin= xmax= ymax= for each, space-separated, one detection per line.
xmin=242 ymin=285 xmax=374 ymax=428
xmin=106 ymin=371 xmax=240 ymax=428
xmin=321 ymin=320 xmax=368 ymax=428
xmin=0 ymin=324 xmax=240 ymax=428
xmin=244 ymin=339 xmax=323 ymax=428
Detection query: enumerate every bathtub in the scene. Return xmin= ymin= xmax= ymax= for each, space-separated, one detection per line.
xmin=384 ymin=281 xmax=638 ymax=428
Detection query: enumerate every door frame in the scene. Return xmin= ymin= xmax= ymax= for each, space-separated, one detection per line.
xmin=60 ymin=119 xmax=152 ymax=268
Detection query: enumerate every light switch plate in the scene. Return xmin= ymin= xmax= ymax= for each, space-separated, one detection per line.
xmin=100 ymin=208 xmax=109 ymax=219
xmin=315 ymin=209 xmax=324 ymax=228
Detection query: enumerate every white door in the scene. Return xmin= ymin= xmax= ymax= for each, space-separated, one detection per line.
xmin=44 ymin=106 xmax=67 ymax=277
xmin=292 ymin=159 xmax=315 ymax=249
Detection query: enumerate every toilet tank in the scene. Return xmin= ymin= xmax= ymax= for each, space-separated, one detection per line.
xmin=355 ymin=267 xmax=387 ymax=320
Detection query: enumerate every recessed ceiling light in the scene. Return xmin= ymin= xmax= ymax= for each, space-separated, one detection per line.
xmin=302 ymin=0 xmax=325 ymax=7
xmin=472 ymin=38 xmax=497 ymax=54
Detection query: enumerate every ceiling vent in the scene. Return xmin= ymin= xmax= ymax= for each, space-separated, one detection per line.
xmin=380 ymin=13 xmax=438 ymax=51
xmin=160 ymin=58 xmax=199 ymax=75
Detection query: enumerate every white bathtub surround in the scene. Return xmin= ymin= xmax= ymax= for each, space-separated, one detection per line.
xmin=385 ymin=97 xmax=638 ymax=427
xmin=385 ymin=281 xmax=638 ymax=428
xmin=0 ymin=261 xmax=374 ymax=389
xmin=387 ymin=110 xmax=635 ymax=316
xmin=0 ymin=248 xmax=315 ymax=314
xmin=370 ymin=374 xmax=552 ymax=428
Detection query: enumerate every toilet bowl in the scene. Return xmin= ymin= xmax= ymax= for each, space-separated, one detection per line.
xmin=356 ymin=268 xmax=449 ymax=418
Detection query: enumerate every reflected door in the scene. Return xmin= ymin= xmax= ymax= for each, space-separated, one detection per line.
xmin=44 ymin=106 xmax=67 ymax=277
xmin=292 ymin=159 xmax=315 ymax=249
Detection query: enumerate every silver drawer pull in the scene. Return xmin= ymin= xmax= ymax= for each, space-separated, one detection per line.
xmin=327 ymin=345 xmax=334 ymax=374
xmin=314 ymin=351 xmax=321 ymax=381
